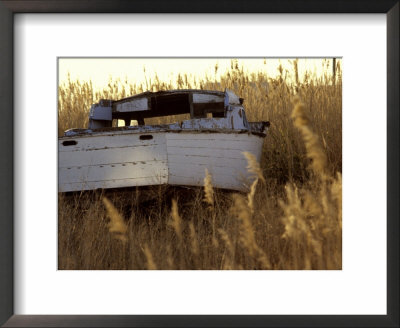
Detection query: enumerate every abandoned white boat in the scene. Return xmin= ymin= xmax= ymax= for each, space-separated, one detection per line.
xmin=58 ymin=89 xmax=270 ymax=193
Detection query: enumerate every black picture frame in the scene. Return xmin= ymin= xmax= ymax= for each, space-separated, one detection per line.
xmin=0 ymin=1 xmax=398 ymax=327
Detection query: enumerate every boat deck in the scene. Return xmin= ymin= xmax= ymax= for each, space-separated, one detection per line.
xmin=62 ymin=121 xmax=269 ymax=138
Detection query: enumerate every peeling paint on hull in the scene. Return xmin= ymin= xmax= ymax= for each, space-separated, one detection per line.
xmin=58 ymin=130 xmax=264 ymax=193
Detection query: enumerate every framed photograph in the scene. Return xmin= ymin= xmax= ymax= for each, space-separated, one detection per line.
xmin=1 ymin=1 xmax=398 ymax=327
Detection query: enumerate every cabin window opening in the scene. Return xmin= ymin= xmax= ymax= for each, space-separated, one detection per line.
xmin=112 ymin=93 xmax=226 ymax=124
xmin=212 ymin=111 xmax=225 ymax=118
xmin=116 ymin=119 xmax=142 ymax=127
xmin=144 ymin=113 xmax=190 ymax=126
xmin=150 ymin=93 xmax=191 ymax=117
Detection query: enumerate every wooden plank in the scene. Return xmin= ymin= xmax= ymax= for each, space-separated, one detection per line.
xmin=59 ymin=144 xmax=167 ymax=168
xmin=59 ymin=176 xmax=167 ymax=192
xmin=59 ymin=160 xmax=168 ymax=192
xmin=167 ymin=138 xmax=261 ymax=152
xmin=189 ymin=92 xmax=194 ymax=118
xmin=167 ymin=132 xmax=261 ymax=141
xmin=59 ymin=133 xmax=164 ymax=152
xmin=167 ymin=133 xmax=263 ymax=162
xmin=168 ymin=154 xmax=248 ymax=167
xmin=59 ymin=161 xmax=167 ymax=182
xmin=167 ymin=146 xmax=260 ymax=160
xmin=192 ymin=93 xmax=224 ymax=103
xmin=168 ymin=162 xmax=250 ymax=181
xmin=114 ymin=97 xmax=149 ymax=112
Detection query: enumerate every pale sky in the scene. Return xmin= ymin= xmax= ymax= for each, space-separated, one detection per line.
xmin=58 ymin=58 xmax=339 ymax=90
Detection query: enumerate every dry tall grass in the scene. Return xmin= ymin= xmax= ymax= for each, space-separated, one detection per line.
xmin=58 ymin=60 xmax=342 ymax=270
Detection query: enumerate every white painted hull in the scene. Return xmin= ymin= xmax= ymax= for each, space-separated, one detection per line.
xmin=58 ymin=131 xmax=264 ymax=192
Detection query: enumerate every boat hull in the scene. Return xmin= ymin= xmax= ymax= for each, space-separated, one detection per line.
xmin=58 ymin=131 xmax=264 ymax=193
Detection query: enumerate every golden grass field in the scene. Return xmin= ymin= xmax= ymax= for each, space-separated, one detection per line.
xmin=58 ymin=59 xmax=342 ymax=270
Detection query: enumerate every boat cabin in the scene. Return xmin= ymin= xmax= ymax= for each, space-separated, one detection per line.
xmin=87 ymin=89 xmax=246 ymax=130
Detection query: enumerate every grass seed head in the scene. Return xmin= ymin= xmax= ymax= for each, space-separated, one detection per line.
xmin=143 ymin=244 xmax=157 ymax=270
xmin=243 ymin=151 xmax=265 ymax=183
xmin=291 ymin=98 xmax=328 ymax=178
xmin=102 ymin=197 xmax=128 ymax=243
xmin=203 ymin=168 xmax=214 ymax=207
xmin=169 ymin=199 xmax=182 ymax=241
